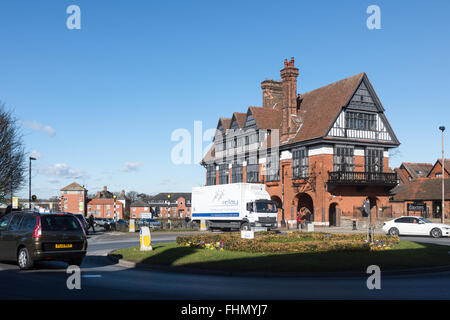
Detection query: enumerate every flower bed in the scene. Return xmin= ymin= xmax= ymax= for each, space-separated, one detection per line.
xmin=177 ymin=232 xmax=400 ymax=254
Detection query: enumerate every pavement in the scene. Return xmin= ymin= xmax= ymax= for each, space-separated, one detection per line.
xmin=1 ymin=229 xmax=450 ymax=300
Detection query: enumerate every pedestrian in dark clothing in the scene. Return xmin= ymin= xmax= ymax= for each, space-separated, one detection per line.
xmin=88 ymin=215 xmax=96 ymax=234
xmin=185 ymin=216 xmax=191 ymax=228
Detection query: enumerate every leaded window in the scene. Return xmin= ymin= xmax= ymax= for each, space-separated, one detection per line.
xmin=292 ymin=147 xmax=308 ymax=179
xmin=365 ymin=148 xmax=383 ymax=172
xmin=246 ymin=156 xmax=259 ymax=183
xmin=218 ymin=164 xmax=229 ymax=184
xmin=266 ymin=152 xmax=280 ymax=181
xmin=231 ymin=160 xmax=243 ymax=183
xmin=333 ymin=146 xmax=354 ymax=172
xmin=206 ymin=164 xmax=216 ymax=186
xmin=345 ymin=112 xmax=376 ymax=131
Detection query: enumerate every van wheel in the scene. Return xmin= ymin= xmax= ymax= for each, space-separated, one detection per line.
xmin=431 ymin=228 xmax=442 ymax=238
xmin=240 ymin=223 xmax=250 ymax=231
xmin=17 ymin=247 xmax=34 ymax=270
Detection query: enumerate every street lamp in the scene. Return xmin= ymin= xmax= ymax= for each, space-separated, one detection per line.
xmin=29 ymin=157 xmax=36 ymax=209
xmin=439 ymin=126 xmax=445 ymax=224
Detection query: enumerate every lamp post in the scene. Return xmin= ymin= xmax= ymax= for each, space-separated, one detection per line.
xmin=113 ymin=195 xmax=117 ymax=222
xmin=439 ymin=126 xmax=445 ymax=224
xmin=29 ymin=157 xmax=36 ymax=209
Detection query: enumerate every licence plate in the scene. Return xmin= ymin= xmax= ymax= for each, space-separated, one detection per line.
xmin=55 ymin=244 xmax=73 ymax=249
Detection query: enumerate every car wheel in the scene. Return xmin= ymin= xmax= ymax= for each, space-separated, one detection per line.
xmin=388 ymin=227 xmax=399 ymax=236
xmin=17 ymin=247 xmax=34 ymax=270
xmin=240 ymin=223 xmax=250 ymax=231
xmin=431 ymin=228 xmax=442 ymax=238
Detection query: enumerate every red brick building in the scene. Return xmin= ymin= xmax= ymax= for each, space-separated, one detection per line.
xmin=130 ymin=200 xmax=152 ymax=219
xmin=390 ymin=158 xmax=450 ymax=219
xmin=427 ymin=159 xmax=450 ymax=178
xmin=148 ymin=193 xmax=191 ymax=218
xmin=87 ymin=186 xmax=123 ymax=219
xmin=60 ymin=182 xmax=87 ymax=215
xmin=202 ymin=58 xmax=400 ymax=227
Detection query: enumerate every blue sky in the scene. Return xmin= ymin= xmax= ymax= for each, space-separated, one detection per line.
xmin=0 ymin=0 xmax=449 ymax=198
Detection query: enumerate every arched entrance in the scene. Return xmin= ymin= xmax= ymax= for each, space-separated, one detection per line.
xmin=296 ymin=193 xmax=314 ymax=222
xmin=329 ymin=203 xmax=338 ymax=226
xmin=271 ymin=196 xmax=282 ymax=223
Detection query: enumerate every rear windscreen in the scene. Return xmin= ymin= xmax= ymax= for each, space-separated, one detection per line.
xmin=41 ymin=215 xmax=82 ymax=231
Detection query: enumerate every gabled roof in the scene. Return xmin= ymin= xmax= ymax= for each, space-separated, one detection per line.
xmin=149 ymin=193 xmax=191 ymax=202
xmin=427 ymin=158 xmax=450 ymax=177
xmin=232 ymin=112 xmax=246 ymax=128
xmin=288 ymin=73 xmax=365 ymax=144
xmin=247 ymin=107 xmax=282 ymax=130
xmin=130 ymin=200 xmax=150 ymax=207
xmin=394 ymin=168 xmax=409 ymax=185
xmin=61 ymin=182 xmax=86 ymax=191
xmin=217 ymin=118 xmax=231 ymax=131
xmin=401 ymin=162 xmax=433 ymax=179
xmin=391 ymin=178 xmax=450 ymax=201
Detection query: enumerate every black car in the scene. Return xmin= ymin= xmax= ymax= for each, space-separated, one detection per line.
xmin=0 ymin=211 xmax=88 ymax=269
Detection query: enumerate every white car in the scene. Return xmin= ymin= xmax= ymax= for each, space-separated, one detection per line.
xmin=382 ymin=216 xmax=450 ymax=238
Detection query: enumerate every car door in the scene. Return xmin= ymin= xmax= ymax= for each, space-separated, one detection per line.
xmin=2 ymin=214 xmax=23 ymax=260
xmin=393 ymin=217 xmax=410 ymax=234
xmin=0 ymin=214 xmax=13 ymax=260
xmin=406 ymin=218 xmax=426 ymax=235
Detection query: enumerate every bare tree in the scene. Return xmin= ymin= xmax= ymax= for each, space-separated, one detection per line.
xmin=126 ymin=191 xmax=139 ymax=202
xmin=0 ymin=104 xmax=26 ymax=201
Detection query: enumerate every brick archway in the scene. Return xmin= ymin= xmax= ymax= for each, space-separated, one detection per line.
xmin=271 ymin=196 xmax=282 ymax=223
xmin=296 ymin=193 xmax=314 ymax=222
xmin=329 ymin=202 xmax=338 ymax=226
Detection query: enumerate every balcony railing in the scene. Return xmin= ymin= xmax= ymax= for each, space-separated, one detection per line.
xmin=328 ymin=171 xmax=398 ymax=187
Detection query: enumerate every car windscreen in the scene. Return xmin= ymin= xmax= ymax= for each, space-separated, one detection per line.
xmin=41 ymin=215 xmax=82 ymax=231
xmin=255 ymin=201 xmax=277 ymax=213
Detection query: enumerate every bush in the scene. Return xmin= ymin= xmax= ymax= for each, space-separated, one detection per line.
xmin=176 ymin=232 xmax=400 ymax=254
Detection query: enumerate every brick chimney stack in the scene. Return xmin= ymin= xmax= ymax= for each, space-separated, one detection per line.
xmin=103 ymin=186 xmax=107 ymax=192
xmin=280 ymin=57 xmax=299 ymax=139
xmin=121 ymin=190 xmax=125 ymax=196
xmin=261 ymin=79 xmax=283 ymax=108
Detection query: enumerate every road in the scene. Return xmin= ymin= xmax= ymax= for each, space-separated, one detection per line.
xmin=1 ymin=231 xmax=449 ymax=300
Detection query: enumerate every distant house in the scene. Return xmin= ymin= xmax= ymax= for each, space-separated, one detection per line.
xmin=427 ymin=159 xmax=450 ymax=178
xmin=87 ymin=186 xmax=123 ymax=219
xmin=130 ymin=200 xmax=152 ymax=219
xmin=395 ymin=162 xmax=433 ymax=185
xmin=148 ymin=193 xmax=191 ymax=218
xmin=60 ymin=182 xmax=88 ymax=215
xmin=390 ymin=178 xmax=449 ymax=219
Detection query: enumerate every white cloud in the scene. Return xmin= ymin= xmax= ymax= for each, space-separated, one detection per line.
xmin=120 ymin=162 xmax=142 ymax=172
xmin=40 ymin=163 xmax=87 ymax=179
xmin=47 ymin=178 xmax=60 ymax=184
xmin=31 ymin=150 xmax=42 ymax=159
xmin=22 ymin=120 xmax=55 ymax=137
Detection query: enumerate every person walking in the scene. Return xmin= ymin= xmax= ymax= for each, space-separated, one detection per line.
xmin=88 ymin=214 xmax=96 ymax=234
xmin=185 ymin=215 xmax=191 ymax=228
xmin=296 ymin=211 xmax=303 ymax=229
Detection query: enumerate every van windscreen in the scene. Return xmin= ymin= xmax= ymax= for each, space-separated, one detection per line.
xmin=41 ymin=215 xmax=82 ymax=231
